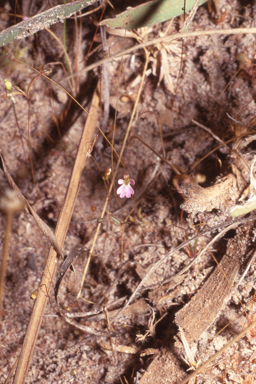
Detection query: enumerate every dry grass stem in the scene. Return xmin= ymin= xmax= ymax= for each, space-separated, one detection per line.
xmin=13 ymin=87 xmax=100 ymax=384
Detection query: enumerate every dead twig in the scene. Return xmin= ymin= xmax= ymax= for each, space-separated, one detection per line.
xmin=0 ymin=154 xmax=64 ymax=258
xmin=179 ymin=315 xmax=256 ymax=384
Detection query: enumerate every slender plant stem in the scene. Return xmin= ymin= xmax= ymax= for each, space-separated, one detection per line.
xmin=77 ymin=49 xmax=150 ymax=298
xmin=0 ymin=213 xmax=13 ymax=324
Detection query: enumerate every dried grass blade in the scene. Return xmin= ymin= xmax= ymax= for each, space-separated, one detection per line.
xmin=13 ymin=88 xmax=100 ymax=384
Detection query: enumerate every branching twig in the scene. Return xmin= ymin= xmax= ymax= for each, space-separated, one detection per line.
xmin=71 ymin=27 xmax=256 ymax=79
xmin=114 ymin=216 xmax=256 ymax=319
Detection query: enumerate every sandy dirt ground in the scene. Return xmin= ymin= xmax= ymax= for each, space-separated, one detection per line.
xmin=1 ymin=0 xmax=256 ymax=383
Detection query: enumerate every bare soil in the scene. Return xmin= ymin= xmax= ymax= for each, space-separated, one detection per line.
xmin=1 ymin=1 xmax=256 ymax=383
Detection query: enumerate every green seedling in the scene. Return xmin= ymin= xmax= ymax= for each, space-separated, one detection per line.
xmin=184 ymin=218 xmax=202 ymax=258
xmin=185 ymin=234 xmax=199 ymax=258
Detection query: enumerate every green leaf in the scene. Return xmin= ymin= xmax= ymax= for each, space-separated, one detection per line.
xmin=230 ymin=196 xmax=256 ymax=217
xmin=100 ymin=0 xmax=208 ymax=30
xmin=0 ymin=0 xmax=97 ymax=47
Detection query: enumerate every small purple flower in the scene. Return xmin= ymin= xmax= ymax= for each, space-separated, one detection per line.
xmin=117 ymin=174 xmax=135 ymax=198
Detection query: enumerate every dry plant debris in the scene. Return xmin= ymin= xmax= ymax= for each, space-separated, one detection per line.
xmin=1 ymin=1 xmax=256 ymax=384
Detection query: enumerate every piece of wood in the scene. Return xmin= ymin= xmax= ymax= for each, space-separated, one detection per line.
xmin=175 ymin=224 xmax=252 ymax=344
xmin=179 ymin=174 xmax=239 ymax=214
xmin=138 ymin=347 xmax=187 ymax=384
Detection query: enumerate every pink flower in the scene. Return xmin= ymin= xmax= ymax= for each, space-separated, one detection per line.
xmin=117 ymin=174 xmax=135 ymax=198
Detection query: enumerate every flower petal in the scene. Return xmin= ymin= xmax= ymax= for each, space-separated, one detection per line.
xmin=125 ymin=185 xmax=134 ymax=198
xmin=117 ymin=185 xmax=126 ymax=198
